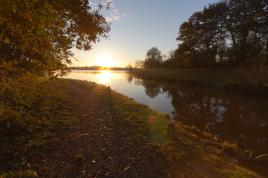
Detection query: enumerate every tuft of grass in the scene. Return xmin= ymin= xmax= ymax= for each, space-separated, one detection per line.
xmin=74 ymin=153 xmax=85 ymax=162
xmin=220 ymin=165 xmax=259 ymax=178
xmin=222 ymin=141 xmax=239 ymax=156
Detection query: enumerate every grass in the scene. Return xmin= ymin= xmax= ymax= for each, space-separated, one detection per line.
xmin=110 ymin=90 xmax=172 ymax=145
xmin=109 ymin=88 xmax=260 ymax=178
xmin=131 ymin=68 xmax=243 ymax=86
xmin=0 ymin=74 xmax=76 ymax=177
xmin=222 ymin=141 xmax=239 ymax=156
xmin=0 ymin=74 xmax=263 ymax=177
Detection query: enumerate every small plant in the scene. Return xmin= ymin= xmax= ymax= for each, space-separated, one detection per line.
xmin=75 ymin=153 xmax=85 ymax=162
xmin=222 ymin=141 xmax=238 ymax=156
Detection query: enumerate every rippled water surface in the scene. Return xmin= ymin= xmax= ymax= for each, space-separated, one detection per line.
xmin=65 ymin=70 xmax=268 ymax=155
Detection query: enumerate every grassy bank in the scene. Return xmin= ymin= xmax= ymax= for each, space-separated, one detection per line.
xmin=0 ymin=74 xmax=263 ymax=177
xmin=131 ymin=68 xmax=268 ymax=94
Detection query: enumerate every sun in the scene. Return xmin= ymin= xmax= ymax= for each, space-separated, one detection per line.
xmin=95 ymin=53 xmax=115 ymax=67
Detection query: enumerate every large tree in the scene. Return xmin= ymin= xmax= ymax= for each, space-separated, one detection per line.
xmin=176 ymin=0 xmax=267 ymax=67
xmin=176 ymin=2 xmax=228 ymax=67
xmin=144 ymin=47 xmax=162 ymax=68
xmin=222 ymin=0 xmax=267 ymax=66
xmin=0 ymin=0 xmax=110 ymax=76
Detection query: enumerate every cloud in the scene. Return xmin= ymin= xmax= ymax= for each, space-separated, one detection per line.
xmin=103 ymin=0 xmax=133 ymax=23
xmin=100 ymin=0 xmax=113 ymax=7
xmin=89 ymin=0 xmax=113 ymax=11
xmin=90 ymin=0 xmax=132 ymax=23
xmin=106 ymin=12 xmax=121 ymax=23
xmin=122 ymin=9 xmax=132 ymax=17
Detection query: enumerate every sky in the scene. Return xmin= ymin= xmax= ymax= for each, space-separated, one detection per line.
xmin=72 ymin=0 xmax=218 ymax=67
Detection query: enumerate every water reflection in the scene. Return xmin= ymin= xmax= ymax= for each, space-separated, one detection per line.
xmin=142 ymin=81 xmax=162 ymax=98
xmin=164 ymin=85 xmax=268 ymax=155
xmin=65 ymin=70 xmax=268 ymax=155
xmin=137 ymin=79 xmax=268 ymax=154
xmin=96 ymin=70 xmax=113 ymax=84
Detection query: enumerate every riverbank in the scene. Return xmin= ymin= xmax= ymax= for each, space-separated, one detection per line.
xmin=130 ymin=69 xmax=268 ymax=95
xmin=0 ymin=74 xmax=263 ymax=177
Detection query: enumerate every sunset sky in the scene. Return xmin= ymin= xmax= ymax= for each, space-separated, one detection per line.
xmin=72 ymin=0 xmax=218 ymax=67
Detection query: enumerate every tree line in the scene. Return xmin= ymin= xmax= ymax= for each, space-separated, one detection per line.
xmin=140 ymin=0 xmax=267 ymax=69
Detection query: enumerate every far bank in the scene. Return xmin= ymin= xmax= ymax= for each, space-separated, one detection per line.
xmin=130 ymin=68 xmax=268 ymax=95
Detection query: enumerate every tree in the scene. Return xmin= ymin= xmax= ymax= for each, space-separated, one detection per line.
xmin=144 ymin=47 xmax=162 ymax=68
xmin=0 ymin=0 xmax=110 ymax=76
xmin=176 ymin=2 xmax=228 ymax=67
xmin=223 ymin=0 xmax=267 ymax=66
xmin=175 ymin=0 xmax=267 ymax=68
xmin=142 ymin=80 xmax=161 ymax=98
xmin=126 ymin=63 xmax=133 ymax=70
xmin=135 ymin=60 xmax=144 ymax=69
xmin=163 ymin=50 xmax=181 ymax=68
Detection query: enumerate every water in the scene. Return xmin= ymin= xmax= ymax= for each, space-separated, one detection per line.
xmin=65 ymin=70 xmax=268 ymax=155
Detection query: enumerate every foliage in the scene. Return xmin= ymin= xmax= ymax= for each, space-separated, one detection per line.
xmin=131 ymin=68 xmax=244 ymax=87
xmin=222 ymin=141 xmax=238 ymax=156
xmin=144 ymin=47 xmax=163 ymax=68
xmin=0 ymin=0 xmax=110 ymax=76
xmin=139 ymin=0 xmax=267 ymax=85
xmin=134 ymin=60 xmax=144 ymax=69
xmin=176 ymin=2 xmax=228 ymax=67
xmin=174 ymin=0 xmax=268 ymax=68
xmin=162 ymin=50 xmax=180 ymax=69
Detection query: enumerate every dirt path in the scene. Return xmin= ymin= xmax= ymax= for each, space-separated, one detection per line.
xmin=31 ymin=80 xmax=168 ymax=178
xmin=1 ymin=77 xmax=263 ymax=178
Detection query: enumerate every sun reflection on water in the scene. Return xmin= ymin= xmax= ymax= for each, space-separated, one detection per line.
xmin=96 ymin=70 xmax=112 ymax=84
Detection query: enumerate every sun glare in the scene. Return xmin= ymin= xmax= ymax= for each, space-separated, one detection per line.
xmin=97 ymin=70 xmax=112 ymax=84
xmin=96 ymin=53 xmax=115 ymax=67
